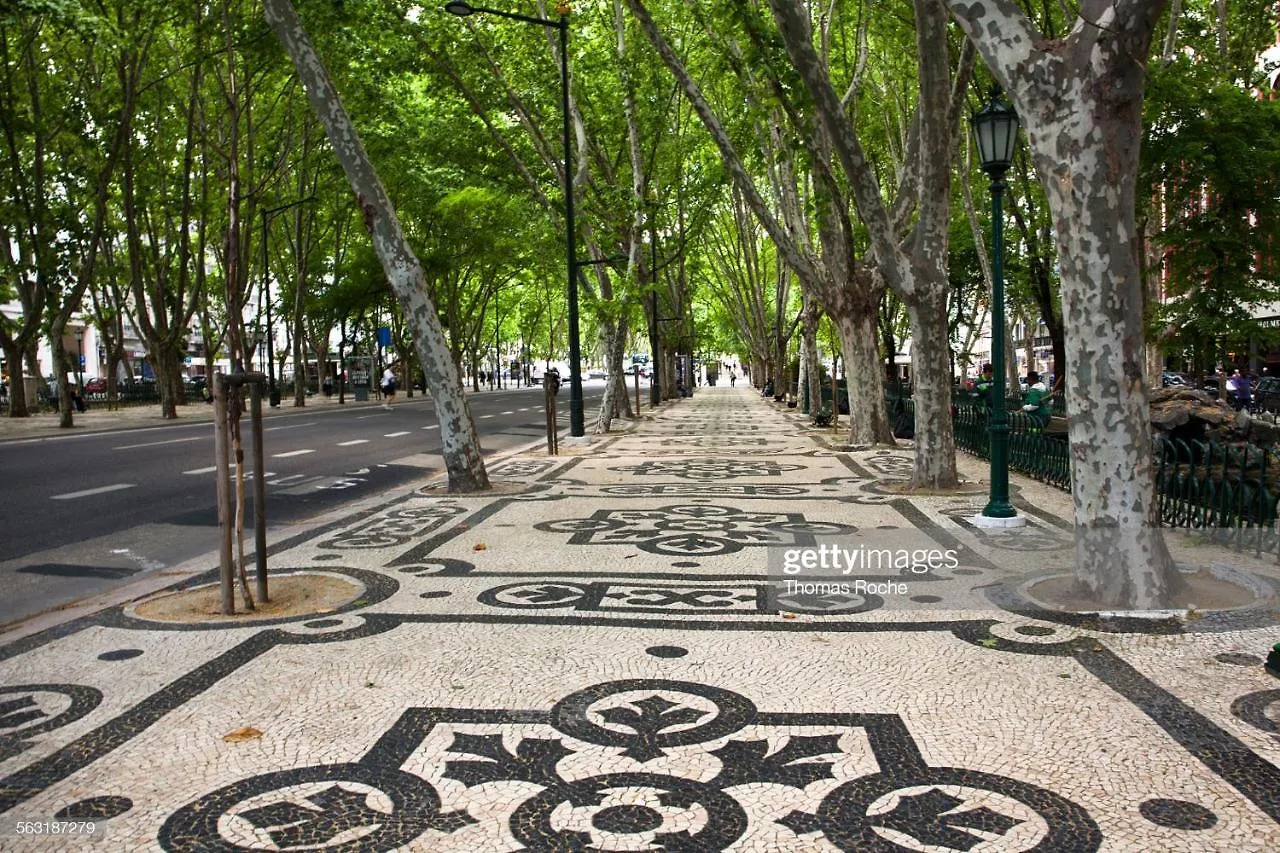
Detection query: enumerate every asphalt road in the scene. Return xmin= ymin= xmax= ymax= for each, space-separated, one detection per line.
xmin=0 ymin=382 xmax=612 ymax=626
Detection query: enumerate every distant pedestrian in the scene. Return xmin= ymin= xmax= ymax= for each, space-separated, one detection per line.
xmin=729 ymin=370 xmax=736 ymax=387
xmin=1231 ymin=369 xmax=1250 ymax=410
xmin=380 ymin=367 xmax=397 ymax=410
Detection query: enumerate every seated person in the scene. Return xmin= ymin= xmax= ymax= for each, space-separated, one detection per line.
xmin=1021 ymin=371 xmax=1051 ymax=430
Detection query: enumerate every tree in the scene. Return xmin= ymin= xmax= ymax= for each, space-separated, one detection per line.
xmin=946 ymin=0 xmax=1178 ymax=607
xmin=265 ymin=0 xmax=489 ymax=491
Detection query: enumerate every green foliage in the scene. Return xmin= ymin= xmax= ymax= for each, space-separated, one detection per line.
xmin=1141 ymin=56 xmax=1280 ymax=349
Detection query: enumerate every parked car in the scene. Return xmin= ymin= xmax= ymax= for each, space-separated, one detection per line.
xmin=1252 ymin=377 xmax=1280 ymax=414
xmin=84 ymin=377 xmax=108 ymax=394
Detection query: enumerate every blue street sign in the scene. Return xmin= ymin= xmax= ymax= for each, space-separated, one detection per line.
xmin=376 ymin=326 xmax=391 ymax=348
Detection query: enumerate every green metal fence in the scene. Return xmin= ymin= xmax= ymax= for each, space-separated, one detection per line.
xmin=948 ymin=398 xmax=1280 ymax=553
xmin=1153 ymin=436 xmax=1279 ymax=553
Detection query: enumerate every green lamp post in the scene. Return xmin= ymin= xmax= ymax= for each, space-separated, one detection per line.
xmin=445 ymin=1 xmax=584 ymax=437
xmin=971 ymin=87 xmax=1025 ymax=527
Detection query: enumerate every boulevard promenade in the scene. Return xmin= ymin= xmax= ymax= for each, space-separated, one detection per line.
xmin=1 ymin=386 xmax=1278 ymax=851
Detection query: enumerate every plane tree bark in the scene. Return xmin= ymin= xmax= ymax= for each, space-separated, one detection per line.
xmin=265 ymin=0 xmax=489 ymax=491
xmin=946 ymin=0 xmax=1178 ymax=606
xmin=766 ymin=0 xmax=972 ymax=487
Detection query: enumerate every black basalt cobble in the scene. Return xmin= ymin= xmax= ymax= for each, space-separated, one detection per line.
xmin=98 ymin=649 xmax=143 ymax=661
xmin=646 ymin=646 xmax=688 ymax=659
xmin=54 ymin=795 xmax=133 ymax=820
xmin=1139 ymin=798 xmax=1218 ymax=830
xmin=1215 ymin=652 xmax=1262 ymax=666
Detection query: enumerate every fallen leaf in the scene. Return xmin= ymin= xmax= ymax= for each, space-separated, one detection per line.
xmin=782 ymin=612 xmax=797 ymax=620
xmin=222 ymin=726 xmax=263 ymax=743
xmin=473 ymin=543 xmax=487 ymax=551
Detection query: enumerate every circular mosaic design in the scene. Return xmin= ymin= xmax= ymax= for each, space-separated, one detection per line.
xmin=550 ymin=680 xmax=754 ymax=761
xmin=158 ymin=763 xmax=464 ymax=852
xmin=817 ymin=769 xmax=1101 ymax=852
xmin=509 ymin=772 xmax=747 ymax=851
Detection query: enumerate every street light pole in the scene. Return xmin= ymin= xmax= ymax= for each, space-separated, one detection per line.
xmin=970 ymin=88 xmax=1024 ymax=527
xmin=445 ymin=1 xmax=582 ymax=435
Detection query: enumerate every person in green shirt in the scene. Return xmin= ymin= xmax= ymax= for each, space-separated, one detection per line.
xmin=1021 ymin=370 xmax=1051 ymax=431
xmin=974 ymin=363 xmax=994 ymax=408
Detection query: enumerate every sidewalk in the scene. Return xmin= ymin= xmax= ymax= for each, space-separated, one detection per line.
xmin=2 ymin=387 xmax=1278 ymax=850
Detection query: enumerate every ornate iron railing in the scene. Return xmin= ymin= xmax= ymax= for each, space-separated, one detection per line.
xmin=1153 ymin=436 xmax=1279 ymax=553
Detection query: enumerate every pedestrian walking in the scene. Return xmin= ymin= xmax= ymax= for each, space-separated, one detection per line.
xmin=380 ymin=367 xmax=397 ymax=410
xmin=1229 ymin=369 xmax=1250 ymax=411
xmin=729 ymin=370 xmax=736 ymax=387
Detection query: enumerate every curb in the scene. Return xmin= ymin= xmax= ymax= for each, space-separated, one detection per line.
xmin=0 ymin=425 xmax=557 ymax=644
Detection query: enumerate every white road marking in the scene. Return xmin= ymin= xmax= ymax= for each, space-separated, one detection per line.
xmin=501 ymin=410 xmax=515 ymax=415
xmin=480 ymin=414 xmax=495 ymax=418
xmin=265 ymin=421 xmax=317 ymax=431
xmin=268 ymin=474 xmax=308 ymax=485
xmin=422 ymin=425 xmax=439 ymax=430
xmin=337 ymin=439 xmax=369 ymax=446
xmin=113 ymin=436 xmax=202 ymax=450
xmin=384 ymin=431 xmax=411 ymax=437
xmin=52 ymin=483 xmax=135 ymax=500
xmin=183 ymin=466 xmax=218 ymax=475
xmin=272 ymin=449 xmax=315 ymax=458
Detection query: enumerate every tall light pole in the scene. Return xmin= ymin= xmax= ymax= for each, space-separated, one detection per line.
xmin=260 ymin=196 xmax=317 ymax=407
xmin=970 ymin=87 xmax=1025 ymax=527
xmin=445 ymin=1 xmax=584 ymax=435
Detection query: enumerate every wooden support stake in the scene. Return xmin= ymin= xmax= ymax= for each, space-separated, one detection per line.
xmin=250 ymin=381 xmax=269 ymax=603
xmin=213 ymin=373 xmax=234 ymax=615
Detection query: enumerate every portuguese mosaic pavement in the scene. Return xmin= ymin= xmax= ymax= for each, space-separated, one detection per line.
xmin=2 ymin=388 xmax=1280 ymax=851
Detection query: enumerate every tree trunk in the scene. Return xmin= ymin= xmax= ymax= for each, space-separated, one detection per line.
xmin=266 ymin=0 xmax=488 ymax=491
xmin=5 ymin=342 xmax=29 ymax=418
xmin=803 ymin=305 xmax=822 ymax=415
xmin=837 ymin=310 xmax=894 ymax=445
xmin=947 ymin=0 xmax=1176 ymax=606
xmin=907 ymin=286 xmax=958 ymax=487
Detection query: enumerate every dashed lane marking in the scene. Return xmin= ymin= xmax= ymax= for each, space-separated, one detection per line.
xmin=52 ymin=483 xmax=135 ymax=500
xmin=272 ymin=449 xmax=315 ymax=458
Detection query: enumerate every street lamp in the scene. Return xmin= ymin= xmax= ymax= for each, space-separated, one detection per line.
xmin=445 ymin=1 xmax=584 ymax=436
xmin=970 ymin=87 xmax=1024 ymax=527
xmin=260 ymin=196 xmax=317 ymax=407
xmin=73 ymin=327 xmax=84 ymax=390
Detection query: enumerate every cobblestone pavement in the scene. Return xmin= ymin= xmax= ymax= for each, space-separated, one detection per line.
xmin=2 ymin=387 xmax=1279 ymax=851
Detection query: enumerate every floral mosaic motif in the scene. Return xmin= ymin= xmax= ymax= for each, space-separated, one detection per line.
xmin=860 ymin=452 xmax=916 ymax=477
xmin=653 ymin=436 xmax=774 ymax=448
xmin=487 ymin=458 xmax=557 ymax=479
xmin=477 ymin=580 xmax=884 ymax=615
xmin=600 ymin=483 xmax=809 ymax=497
xmin=609 ymin=459 xmax=806 ymax=481
xmin=533 ymin=504 xmax=856 ymax=556
xmin=0 ymin=684 xmax=102 ymax=762
xmin=159 ymin=679 xmax=1102 ymax=852
xmin=317 ymin=504 xmax=465 ymax=550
